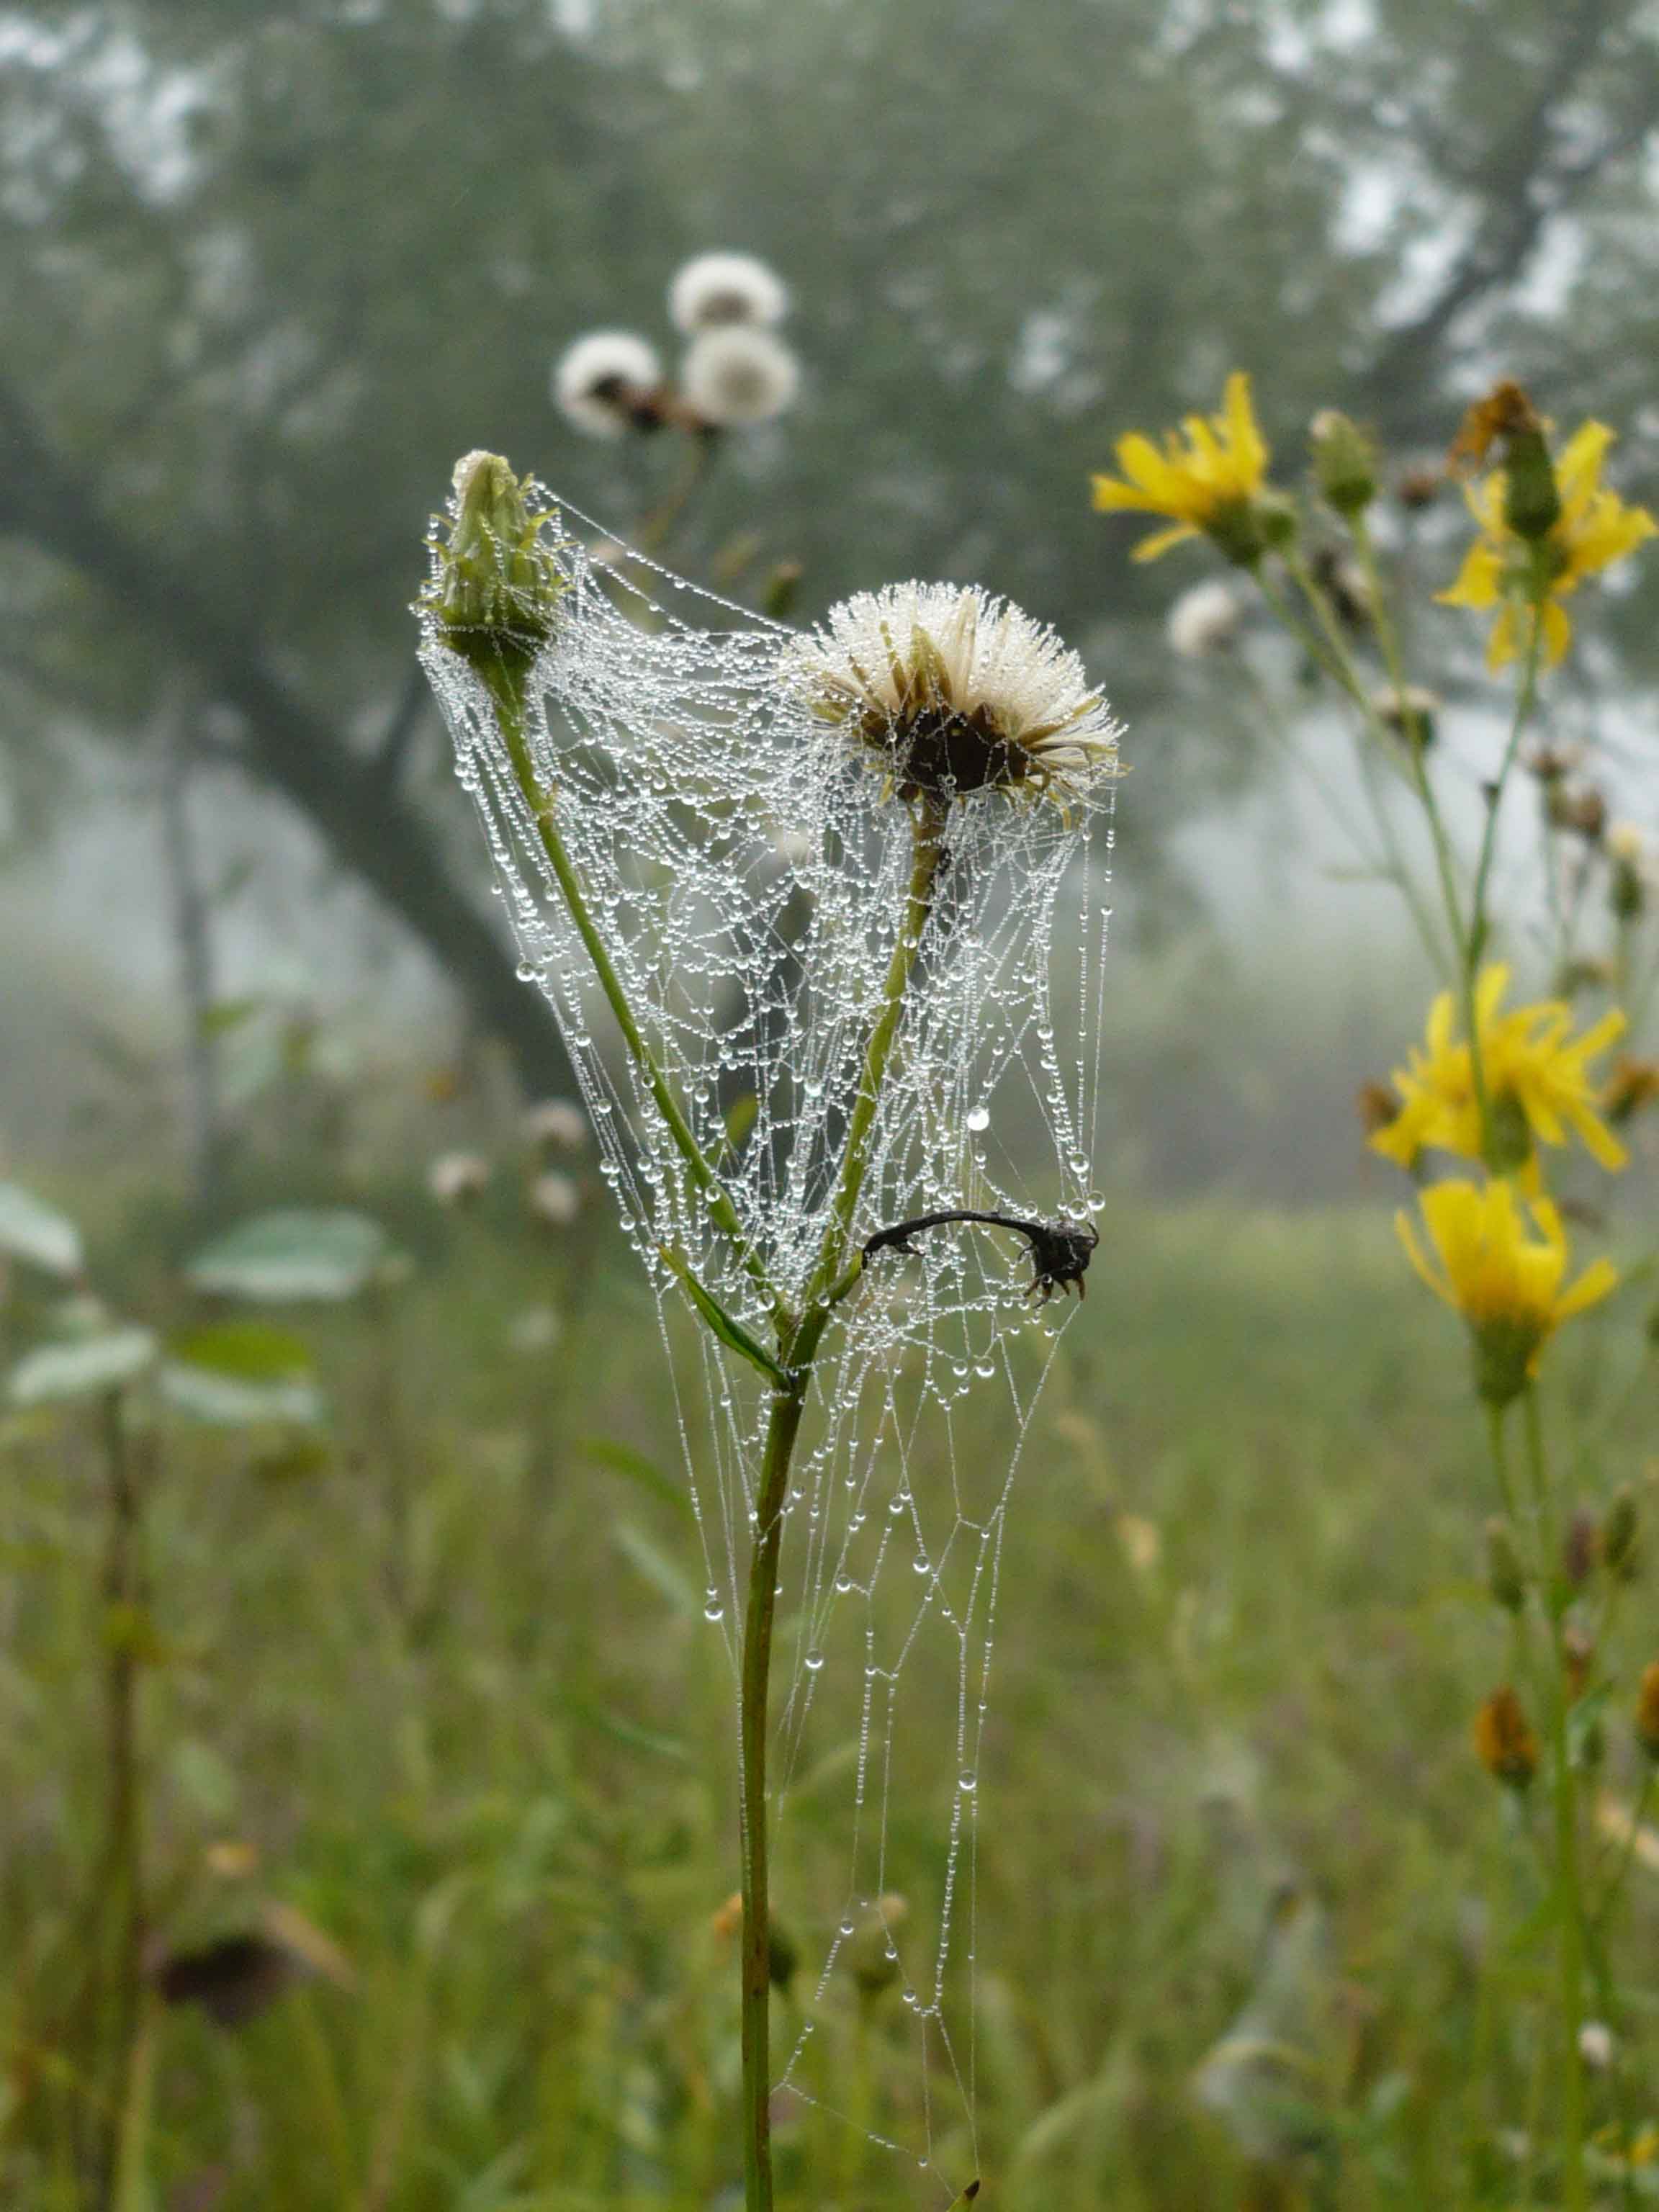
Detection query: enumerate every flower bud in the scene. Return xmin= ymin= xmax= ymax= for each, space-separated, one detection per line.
xmin=1310 ymin=410 xmax=1378 ymax=516
xmin=1604 ymin=1486 xmax=1640 ymax=1580
xmin=1485 ymin=1518 xmax=1527 ymax=1613
xmin=421 ymin=451 xmax=567 ymax=674
xmin=1637 ymin=1660 xmax=1659 ymax=1759
xmin=1475 ymin=1686 xmax=1538 ymax=1788
xmin=1502 ymin=423 xmax=1561 ymax=544
xmin=1562 ymin=1508 xmax=1599 ymax=1589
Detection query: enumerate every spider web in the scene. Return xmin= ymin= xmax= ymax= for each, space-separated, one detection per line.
xmin=421 ymin=498 xmax=1115 ymax=2199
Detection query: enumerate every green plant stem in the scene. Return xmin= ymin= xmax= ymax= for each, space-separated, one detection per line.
xmin=737 ymin=803 xmax=947 ymax=2212
xmin=95 ymin=1389 xmax=144 ymax=2212
xmin=479 ymin=650 xmax=781 ymax=1321
xmin=1521 ymin=1384 xmax=1588 ymax=2212
xmin=482 ymin=628 xmax=948 ymax=2212
xmin=1254 ymin=565 xmax=1452 ymax=977
xmin=1468 ymin=613 xmax=1545 ymax=978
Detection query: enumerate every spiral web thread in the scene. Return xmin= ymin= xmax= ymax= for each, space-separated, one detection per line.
xmin=421 ymin=499 xmax=1115 ymax=2198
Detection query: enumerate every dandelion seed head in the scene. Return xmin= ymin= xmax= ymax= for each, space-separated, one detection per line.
xmin=427 ymin=1151 xmax=490 ymax=1206
xmin=522 ymin=1098 xmax=590 ymax=1151
xmin=681 ymin=326 xmax=800 ymax=427
xmin=670 ymin=250 xmax=788 ymax=333
xmin=527 ymin=1169 xmax=582 ymax=1226
xmin=788 ymin=581 xmax=1121 ymax=806
xmin=554 ymin=331 xmax=662 ymax=439
xmin=1166 ymin=578 xmax=1244 ymax=660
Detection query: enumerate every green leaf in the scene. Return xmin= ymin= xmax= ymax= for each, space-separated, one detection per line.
xmin=186 ymin=1210 xmax=394 ymax=1303
xmin=168 ymin=1321 xmax=315 ymax=1382
xmin=612 ymin=1519 xmax=696 ymax=1618
xmin=657 ymin=1246 xmax=792 ymax=1388
xmin=578 ymin=1436 xmax=694 ymax=1524
xmin=196 ymin=996 xmax=264 ymax=1038
xmin=579 ymin=1701 xmax=693 ymax=1764
xmin=251 ymin=1437 xmax=331 ymax=1483
xmin=0 ymin=1182 xmax=84 ymax=1279
xmin=9 ymin=1328 xmax=158 ymax=1405
xmin=159 ymin=1363 xmax=324 ymax=1429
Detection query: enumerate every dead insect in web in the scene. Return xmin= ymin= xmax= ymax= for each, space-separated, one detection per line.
xmin=863 ymin=1209 xmax=1100 ymax=1301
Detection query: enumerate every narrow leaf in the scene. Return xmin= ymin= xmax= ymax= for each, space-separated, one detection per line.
xmin=612 ymin=1519 xmax=696 ymax=1618
xmin=657 ymin=1246 xmax=792 ymax=1388
xmin=578 ymin=1436 xmax=694 ymax=1524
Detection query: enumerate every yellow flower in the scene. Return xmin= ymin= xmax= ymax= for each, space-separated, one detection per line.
xmin=1438 ymin=420 xmax=1655 ymax=670
xmin=1370 ymin=965 xmax=1627 ymax=1177
xmin=1090 ymin=372 xmax=1274 ymax=564
xmin=1398 ymin=1178 xmax=1617 ymax=1404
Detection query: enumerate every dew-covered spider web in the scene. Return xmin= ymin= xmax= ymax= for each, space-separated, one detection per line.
xmin=421 ymin=491 xmax=1115 ymax=2200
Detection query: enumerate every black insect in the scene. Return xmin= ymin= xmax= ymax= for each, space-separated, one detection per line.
xmin=862 ymin=1209 xmax=1099 ymax=1300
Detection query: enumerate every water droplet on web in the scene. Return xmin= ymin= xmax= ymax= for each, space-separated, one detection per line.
xmin=839 ymin=1918 xmax=855 ymax=1937
xmin=804 ymin=1648 xmax=824 ymax=1673
xmin=966 ymin=1105 xmax=990 ymax=1133
xmin=703 ymin=1601 xmax=724 ymax=1622
xmin=958 ymin=1769 xmax=977 ymax=1793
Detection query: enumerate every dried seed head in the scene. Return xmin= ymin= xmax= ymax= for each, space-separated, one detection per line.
xmin=790 ymin=582 xmax=1120 ymax=809
xmin=670 ymin=250 xmax=789 ymax=333
xmin=553 ymin=331 xmax=665 ymax=439
xmin=1474 ymin=1686 xmax=1538 ymax=1788
xmin=680 ymin=325 xmax=800 ymax=427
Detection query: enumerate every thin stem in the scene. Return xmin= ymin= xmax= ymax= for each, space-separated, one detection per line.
xmin=95 ymin=1390 xmax=144 ymax=2212
xmin=1468 ymin=612 xmax=1545 ymax=974
xmin=1522 ymin=1385 xmax=1587 ymax=2212
xmin=738 ymin=803 xmax=948 ymax=2211
xmin=480 ymin=650 xmax=781 ymax=1320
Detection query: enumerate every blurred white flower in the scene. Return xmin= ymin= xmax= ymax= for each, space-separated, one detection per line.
xmin=554 ymin=331 xmax=662 ymax=439
xmin=1166 ymin=579 xmax=1244 ymax=660
xmin=791 ymin=581 xmax=1120 ymax=806
xmin=1368 ymin=683 xmax=1442 ymax=744
xmin=681 ymin=327 xmax=800 ymax=428
xmin=670 ymin=250 xmax=789 ymax=333
xmin=523 ymin=1097 xmax=590 ymax=1151
xmin=1579 ymin=2020 xmax=1615 ymax=2069
xmin=507 ymin=1303 xmax=563 ymax=1355
xmin=527 ymin=1170 xmax=582 ymax=1227
xmin=1608 ymin=820 xmax=1647 ymax=868
xmin=428 ymin=1151 xmax=490 ymax=1207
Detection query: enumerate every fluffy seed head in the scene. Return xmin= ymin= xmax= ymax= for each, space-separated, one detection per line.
xmin=527 ymin=1170 xmax=581 ymax=1227
xmin=428 ymin=1151 xmax=490 ymax=1207
xmin=522 ymin=1098 xmax=590 ymax=1151
xmin=554 ymin=331 xmax=663 ymax=439
xmin=1166 ymin=579 xmax=1243 ymax=660
xmin=670 ymin=250 xmax=788 ymax=333
xmin=681 ymin=327 xmax=799 ymax=428
xmin=788 ymin=582 xmax=1121 ymax=807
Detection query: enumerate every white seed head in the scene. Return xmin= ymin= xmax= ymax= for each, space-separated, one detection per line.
xmin=527 ymin=1169 xmax=582 ymax=1226
xmin=788 ymin=582 xmax=1121 ymax=806
xmin=681 ymin=327 xmax=800 ymax=428
xmin=1367 ymin=682 xmax=1442 ymax=732
xmin=553 ymin=330 xmax=662 ymax=439
xmin=427 ymin=1151 xmax=491 ymax=1206
xmin=522 ymin=1097 xmax=590 ymax=1151
xmin=507 ymin=1303 xmax=562 ymax=1355
xmin=1578 ymin=2020 xmax=1615 ymax=2070
xmin=1166 ymin=579 xmax=1244 ymax=660
xmin=670 ymin=250 xmax=789 ymax=333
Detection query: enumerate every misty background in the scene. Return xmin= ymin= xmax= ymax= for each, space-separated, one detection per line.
xmin=4 ymin=0 xmax=1658 ymax=1205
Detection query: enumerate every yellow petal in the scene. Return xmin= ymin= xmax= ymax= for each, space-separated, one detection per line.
xmin=1395 ymin=1208 xmax=1453 ymax=1306
xmin=1540 ymin=598 xmax=1573 ymax=667
xmin=1131 ymin=521 xmax=1198 ymax=562
xmin=1224 ymin=371 xmax=1267 ymax=483
xmin=1437 ymin=541 xmax=1502 ymax=611
xmin=1555 ymin=1256 xmax=1619 ymax=1323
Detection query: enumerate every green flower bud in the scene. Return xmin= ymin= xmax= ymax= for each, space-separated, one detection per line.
xmin=1310 ymin=410 xmax=1378 ymax=517
xmin=1502 ymin=424 xmax=1561 ymax=546
xmin=1604 ymin=1487 xmax=1640 ymax=1581
xmin=420 ymin=451 xmax=567 ymax=674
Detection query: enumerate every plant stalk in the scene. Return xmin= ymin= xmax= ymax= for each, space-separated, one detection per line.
xmin=737 ymin=803 xmax=947 ymax=2211
xmin=94 ymin=1388 xmax=145 ymax=2212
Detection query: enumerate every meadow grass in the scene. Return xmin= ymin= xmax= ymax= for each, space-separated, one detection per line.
xmin=3 ymin=1188 xmax=1654 ymax=2207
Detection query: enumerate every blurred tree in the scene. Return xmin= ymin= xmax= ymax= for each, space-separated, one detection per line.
xmin=0 ymin=0 xmax=1655 ymax=1074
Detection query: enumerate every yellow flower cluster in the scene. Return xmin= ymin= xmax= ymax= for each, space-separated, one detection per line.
xmin=1370 ymin=965 xmax=1627 ymax=1180
xmin=1399 ymin=1181 xmax=1617 ymax=1406
xmin=1439 ymin=420 xmax=1655 ymax=670
xmin=1089 ymin=372 xmax=1273 ymax=565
